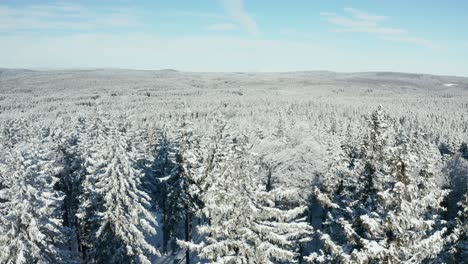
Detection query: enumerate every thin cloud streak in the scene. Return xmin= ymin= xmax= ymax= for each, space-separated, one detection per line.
xmin=343 ymin=8 xmax=387 ymax=22
xmin=0 ymin=3 xmax=141 ymax=31
xmin=321 ymin=8 xmax=434 ymax=48
xmin=167 ymin=10 xmax=228 ymax=21
xmin=221 ymin=0 xmax=260 ymax=37
xmin=205 ymin=23 xmax=238 ymax=31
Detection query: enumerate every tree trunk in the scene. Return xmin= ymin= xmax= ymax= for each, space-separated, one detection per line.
xmin=298 ymin=244 xmax=304 ymax=264
xmin=162 ymin=196 xmax=168 ymax=254
xmin=185 ymin=209 xmax=192 ymax=264
xmin=266 ymin=166 xmax=273 ymax=192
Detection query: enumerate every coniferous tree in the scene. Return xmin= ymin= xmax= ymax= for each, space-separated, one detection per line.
xmin=76 ymin=115 xmax=110 ymax=261
xmin=0 ymin=119 xmax=28 ymax=149
xmin=171 ymin=121 xmax=210 ymax=264
xmin=437 ymin=142 xmax=468 ymax=263
xmin=452 ymin=193 xmax=468 ymax=261
xmin=149 ymin=128 xmax=182 ymax=254
xmin=0 ymin=141 xmax=69 ymax=264
xmin=52 ymin=117 xmax=87 ymax=262
xmin=309 ymin=107 xmax=449 ymax=263
xmin=182 ymin=133 xmax=313 ymax=263
xmin=77 ymin=116 xmax=159 ymax=263
xmin=442 ymin=193 xmax=468 ymax=263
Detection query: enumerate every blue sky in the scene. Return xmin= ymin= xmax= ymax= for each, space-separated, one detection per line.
xmin=1 ymin=0 xmax=468 ymax=76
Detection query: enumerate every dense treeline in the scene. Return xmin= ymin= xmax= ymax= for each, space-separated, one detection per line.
xmin=0 ymin=70 xmax=467 ymax=263
xmin=0 ymin=106 xmax=466 ymax=263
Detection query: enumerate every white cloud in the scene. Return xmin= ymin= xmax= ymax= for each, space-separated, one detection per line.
xmin=166 ymin=10 xmax=228 ymax=21
xmin=378 ymin=35 xmax=434 ymax=47
xmin=221 ymin=0 xmax=260 ymax=37
xmin=205 ymin=23 xmax=238 ymax=31
xmin=0 ymin=3 xmax=141 ymax=31
xmin=321 ymin=8 xmax=433 ymax=47
xmin=343 ymin=8 xmax=387 ymax=22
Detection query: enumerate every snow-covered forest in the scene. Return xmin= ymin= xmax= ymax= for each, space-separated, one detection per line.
xmin=0 ymin=69 xmax=467 ymax=263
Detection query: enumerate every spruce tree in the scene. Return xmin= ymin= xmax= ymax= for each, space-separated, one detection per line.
xmin=52 ymin=118 xmax=87 ymax=262
xmin=77 ymin=117 xmax=159 ymax=263
xmin=309 ymin=107 xmax=449 ymax=263
xmin=182 ymin=133 xmax=313 ymax=263
xmin=0 ymin=141 xmax=69 ymax=264
xmin=171 ymin=121 xmax=209 ymax=264
xmin=151 ymin=129 xmax=180 ymax=253
xmin=76 ymin=115 xmax=110 ymax=261
xmin=445 ymin=193 xmax=468 ymax=262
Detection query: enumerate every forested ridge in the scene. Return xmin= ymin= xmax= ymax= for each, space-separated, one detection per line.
xmin=0 ymin=70 xmax=467 ymax=263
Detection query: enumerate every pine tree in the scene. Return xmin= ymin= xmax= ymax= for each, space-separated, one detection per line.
xmin=77 ymin=117 xmax=159 ymax=263
xmin=0 ymin=119 xmax=28 ymax=149
xmin=181 ymin=133 xmax=313 ymax=263
xmin=76 ymin=115 xmax=111 ymax=261
xmin=444 ymin=193 xmax=468 ymax=263
xmin=454 ymin=193 xmax=468 ymax=261
xmin=150 ymin=129 xmax=180 ymax=253
xmin=167 ymin=121 xmax=210 ymax=263
xmin=308 ymin=107 xmax=449 ymax=263
xmin=0 ymin=141 xmax=69 ymax=264
xmin=46 ymin=116 xmax=88 ymax=263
